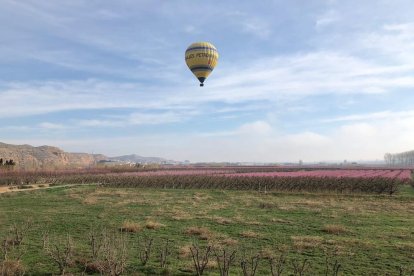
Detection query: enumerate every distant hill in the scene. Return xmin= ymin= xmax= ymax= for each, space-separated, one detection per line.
xmin=109 ymin=154 xmax=174 ymax=164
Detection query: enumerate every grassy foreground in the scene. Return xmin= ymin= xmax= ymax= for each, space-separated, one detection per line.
xmin=0 ymin=185 xmax=413 ymax=275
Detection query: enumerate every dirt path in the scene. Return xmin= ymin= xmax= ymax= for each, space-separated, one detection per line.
xmin=0 ymin=183 xmax=96 ymax=194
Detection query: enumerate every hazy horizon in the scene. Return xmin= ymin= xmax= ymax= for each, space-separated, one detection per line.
xmin=1 ymin=1 xmax=414 ymax=162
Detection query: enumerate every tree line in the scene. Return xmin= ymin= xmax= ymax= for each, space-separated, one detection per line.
xmin=384 ymin=150 xmax=414 ymax=166
xmin=0 ymin=158 xmax=16 ymax=167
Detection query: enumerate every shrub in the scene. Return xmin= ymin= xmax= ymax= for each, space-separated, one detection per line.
xmin=145 ymin=220 xmax=165 ymax=230
xmin=0 ymin=260 xmax=25 ymax=276
xmin=185 ymin=227 xmax=213 ymax=240
xmin=119 ymin=221 xmax=142 ymax=233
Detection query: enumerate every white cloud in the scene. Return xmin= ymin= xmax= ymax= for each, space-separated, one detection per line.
xmin=5 ymin=111 xmax=414 ymax=163
xmin=38 ymin=122 xmax=66 ymax=129
xmin=323 ymin=110 xmax=414 ymax=123
xmin=77 ymin=120 xmax=122 ymax=127
xmin=184 ymin=113 xmax=414 ymax=162
xmin=357 ymin=23 xmax=414 ymax=62
xmin=128 ymin=112 xmax=187 ymax=125
xmin=240 ymin=17 xmax=271 ymax=38
xmin=238 ymin=121 xmax=272 ymax=135
xmin=209 ymin=51 xmax=414 ymax=102
xmin=225 ymin=11 xmax=271 ymax=39
xmin=316 ymin=9 xmax=340 ymax=28
xmin=95 ymin=9 xmax=122 ymax=19
xmin=184 ymin=25 xmax=198 ymax=34
xmin=0 ymin=80 xmax=178 ymax=118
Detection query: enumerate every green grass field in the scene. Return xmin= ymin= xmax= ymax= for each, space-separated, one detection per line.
xmin=1 ymin=185 xmax=414 ymax=275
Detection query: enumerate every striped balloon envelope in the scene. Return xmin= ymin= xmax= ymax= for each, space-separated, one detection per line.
xmin=185 ymin=42 xmax=219 ymax=87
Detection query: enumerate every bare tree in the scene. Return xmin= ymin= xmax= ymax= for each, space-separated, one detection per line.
xmin=240 ymin=252 xmax=260 ymax=276
xmin=98 ymin=230 xmax=128 ymax=276
xmin=385 ymin=150 xmax=414 ymax=166
xmin=190 ymin=243 xmax=212 ymax=276
xmin=5 ymin=221 xmax=32 ymax=248
xmin=214 ymin=247 xmax=237 ymax=276
xmin=2 ymin=221 xmax=31 ymax=262
xmin=159 ymin=238 xmax=173 ymax=269
xmin=43 ymin=234 xmax=74 ymax=275
xmin=269 ymin=252 xmax=287 ymax=276
xmin=138 ymin=236 xmax=153 ymax=266
xmin=291 ymin=258 xmax=310 ymax=276
xmin=324 ymin=257 xmax=341 ymax=276
xmin=89 ymin=228 xmax=103 ymax=261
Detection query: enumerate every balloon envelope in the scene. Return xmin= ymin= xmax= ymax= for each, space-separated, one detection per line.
xmin=185 ymin=42 xmax=219 ymax=86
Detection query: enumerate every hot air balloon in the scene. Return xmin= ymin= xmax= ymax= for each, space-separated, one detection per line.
xmin=185 ymin=42 xmax=219 ymax=87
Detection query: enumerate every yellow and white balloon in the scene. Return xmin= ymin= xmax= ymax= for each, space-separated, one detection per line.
xmin=185 ymin=42 xmax=219 ymax=87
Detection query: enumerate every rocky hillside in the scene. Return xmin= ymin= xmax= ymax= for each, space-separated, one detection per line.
xmin=0 ymin=142 xmax=107 ymax=169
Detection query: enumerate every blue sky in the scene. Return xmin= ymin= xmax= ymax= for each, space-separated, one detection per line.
xmin=1 ymin=0 xmax=414 ymax=162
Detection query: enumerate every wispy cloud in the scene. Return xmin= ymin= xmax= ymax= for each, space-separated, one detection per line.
xmin=240 ymin=17 xmax=271 ymax=39
xmin=38 ymin=122 xmax=66 ymax=129
xmin=224 ymin=11 xmax=272 ymax=39
xmin=2 ymin=46 xmax=414 ymax=121
xmin=77 ymin=111 xmax=194 ymax=127
xmin=184 ymin=25 xmax=199 ymax=34
xmin=322 ymin=110 xmax=414 ymax=123
xmin=359 ymin=23 xmax=414 ymax=62
xmin=316 ymin=9 xmax=340 ymax=28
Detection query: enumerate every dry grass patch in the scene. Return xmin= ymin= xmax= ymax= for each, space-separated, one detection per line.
xmin=258 ymin=248 xmax=274 ymax=259
xmin=245 ymin=220 xmax=263 ymax=226
xmin=207 ymin=202 xmax=228 ymax=211
xmin=179 ymin=245 xmax=192 ymax=259
xmin=114 ymin=198 xmax=146 ymax=207
xmin=277 ymin=204 xmax=298 ymax=211
xmin=67 ymin=190 xmax=86 ymax=201
xmin=327 ymin=211 xmax=339 ymax=219
xmin=396 ymin=242 xmax=414 ymax=251
xmin=240 ymin=230 xmax=259 ymax=238
xmin=292 ymin=236 xmax=324 ymax=251
xmin=205 ymin=259 xmax=218 ymax=269
xmin=295 ymin=199 xmax=327 ymax=209
xmin=180 ymin=258 xmax=218 ymax=270
xmin=145 ymin=220 xmax=165 ymax=230
xmin=390 ymin=232 xmax=410 ymax=240
xmin=212 ymin=216 xmax=233 ymax=225
xmin=171 ymin=209 xmax=193 ymax=221
xmin=233 ymin=216 xmax=262 ymax=226
xmin=184 ymin=226 xmax=213 ymax=240
xmin=83 ymin=196 xmax=99 ymax=205
xmin=340 ymin=238 xmax=375 ymax=249
xmin=119 ymin=221 xmax=142 ymax=233
xmin=220 ymin=237 xmax=239 ymax=246
xmin=91 ymin=189 xmax=130 ymax=197
xmin=0 ymin=260 xmax=25 ymax=275
xmin=322 ymin=224 xmax=348 ymax=235
xmin=258 ymin=247 xmax=290 ymax=260
xmin=271 ymin=218 xmax=293 ymax=224
xmin=97 ymin=213 xmax=105 ymax=219
xmin=258 ymin=202 xmax=276 ymax=209
xmin=195 ymin=210 xmax=208 ymax=217
xmin=192 ymin=192 xmax=211 ymax=202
